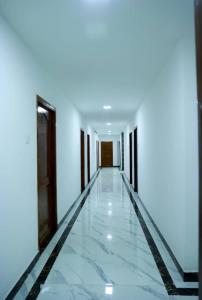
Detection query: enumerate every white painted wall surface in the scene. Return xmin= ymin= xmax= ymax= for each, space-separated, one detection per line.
xmin=124 ymin=37 xmax=198 ymax=272
xmin=0 ymin=16 xmax=97 ymax=299
xmin=99 ymin=135 xmax=121 ymax=166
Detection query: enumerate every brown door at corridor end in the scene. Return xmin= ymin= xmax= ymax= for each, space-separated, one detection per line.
xmin=37 ymin=96 xmax=57 ymax=250
xmin=101 ymin=141 xmax=113 ymax=167
xmin=80 ymin=130 xmax=85 ymax=192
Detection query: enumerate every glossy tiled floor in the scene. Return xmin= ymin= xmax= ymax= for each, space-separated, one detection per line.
xmin=15 ymin=168 xmax=198 ymax=300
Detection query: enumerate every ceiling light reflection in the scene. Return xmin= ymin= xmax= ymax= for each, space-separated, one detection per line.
xmin=41 ymin=286 xmax=50 ymax=293
xmin=38 ymin=107 xmax=47 ymax=114
xmin=105 ymin=284 xmax=113 ymax=295
xmin=106 ymin=234 xmax=112 ymax=240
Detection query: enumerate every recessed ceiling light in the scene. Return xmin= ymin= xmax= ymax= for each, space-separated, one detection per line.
xmin=103 ymin=105 xmax=112 ymax=110
xmin=106 ymin=123 xmax=111 ymax=126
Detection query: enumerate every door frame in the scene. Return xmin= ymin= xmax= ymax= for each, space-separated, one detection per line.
xmin=129 ymin=132 xmax=133 ymax=184
xmin=97 ymin=141 xmax=99 ymax=170
xmin=121 ymin=132 xmax=124 ymax=171
xmin=36 ymin=95 xmax=57 ymax=250
xmin=134 ymin=128 xmax=138 ymax=192
xmin=195 ymin=1 xmax=202 ymax=298
xmin=101 ymin=141 xmax=113 ymax=167
xmin=87 ymin=134 xmax=90 ymax=183
xmin=80 ymin=129 xmax=85 ymax=192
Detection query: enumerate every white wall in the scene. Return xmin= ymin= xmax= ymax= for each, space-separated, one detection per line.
xmin=124 ymin=37 xmax=198 ymax=272
xmin=99 ymin=135 xmax=121 ymax=166
xmin=56 ymin=106 xmax=98 ymax=222
xmin=0 ymin=16 xmax=97 ymax=299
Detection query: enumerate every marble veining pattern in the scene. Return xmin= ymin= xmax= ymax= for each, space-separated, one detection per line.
xmin=122 ymin=175 xmax=199 ymax=290
xmin=18 ymin=168 xmax=198 ymax=299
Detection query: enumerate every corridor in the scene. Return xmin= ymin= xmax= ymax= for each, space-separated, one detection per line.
xmin=0 ymin=1 xmax=201 ymax=299
xmin=14 ymin=168 xmax=197 ymax=300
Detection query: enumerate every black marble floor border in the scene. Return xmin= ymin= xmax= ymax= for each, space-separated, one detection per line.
xmin=5 ymin=169 xmax=100 ymax=300
xmin=5 ymin=253 xmax=41 ymax=300
xmin=57 ymin=169 xmax=99 ymax=230
xmin=25 ymin=169 xmax=100 ymax=300
xmin=121 ymin=174 xmax=198 ymax=296
xmin=128 ymin=180 xmax=198 ymax=283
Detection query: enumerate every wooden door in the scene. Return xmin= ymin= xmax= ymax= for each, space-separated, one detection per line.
xmin=97 ymin=141 xmax=99 ymax=170
xmin=117 ymin=141 xmax=121 ymax=167
xmin=87 ymin=134 xmax=90 ymax=183
xmin=101 ymin=142 xmax=113 ymax=167
xmin=195 ymin=1 xmax=202 ymax=297
xmin=134 ymin=128 xmax=138 ymax=192
xmin=121 ymin=132 xmax=124 ymax=171
xmin=129 ymin=132 xmax=132 ymax=184
xmin=80 ymin=130 xmax=85 ymax=192
xmin=37 ymin=96 xmax=57 ymax=250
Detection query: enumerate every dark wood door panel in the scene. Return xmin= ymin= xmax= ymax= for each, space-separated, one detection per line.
xmin=81 ymin=130 xmax=85 ymax=192
xmin=97 ymin=141 xmax=99 ymax=170
xmin=87 ymin=134 xmax=90 ymax=183
xmin=129 ymin=132 xmax=132 ymax=184
xmin=101 ymin=141 xmax=113 ymax=167
xmin=134 ymin=128 xmax=138 ymax=192
xmin=37 ymin=96 xmax=57 ymax=250
xmin=121 ymin=132 xmax=124 ymax=171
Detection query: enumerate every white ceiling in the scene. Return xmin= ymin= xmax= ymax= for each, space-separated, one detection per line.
xmin=0 ymin=0 xmax=194 ymax=135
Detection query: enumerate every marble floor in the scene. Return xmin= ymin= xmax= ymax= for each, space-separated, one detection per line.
xmin=15 ymin=168 xmax=198 ymax=300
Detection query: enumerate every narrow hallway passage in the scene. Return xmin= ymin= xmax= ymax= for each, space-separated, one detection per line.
xmin=16 ymin=168 xmax=197 ymax=300
xmin=0 ymin=1 xmax=200 ymax=299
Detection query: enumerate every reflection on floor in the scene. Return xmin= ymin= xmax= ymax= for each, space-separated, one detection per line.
xmin=15 ymin=168 xmax=198 ymax=300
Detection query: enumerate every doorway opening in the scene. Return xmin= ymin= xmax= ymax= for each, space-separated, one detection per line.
xmin=117 ymin=141 xmax=121 ymax=168
xmin=129 ymin=132 xmax=133 ymax=184
xmin=101 ymin=141 xmax=113 ymax=167
xmin=134 ymin=128 xmax=138 ymax=192
xmin=97 ymin=141 xmax=99 ymax=170
xmin=87 ymin=134 xmax=90 ymax=183
xmin=121 ymin=132 xmax=124 ymax=171
xmin=80 ymin=130 xmax=85 ymax=192
xmin=37 ymin=96 xmax=57 ymax=251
